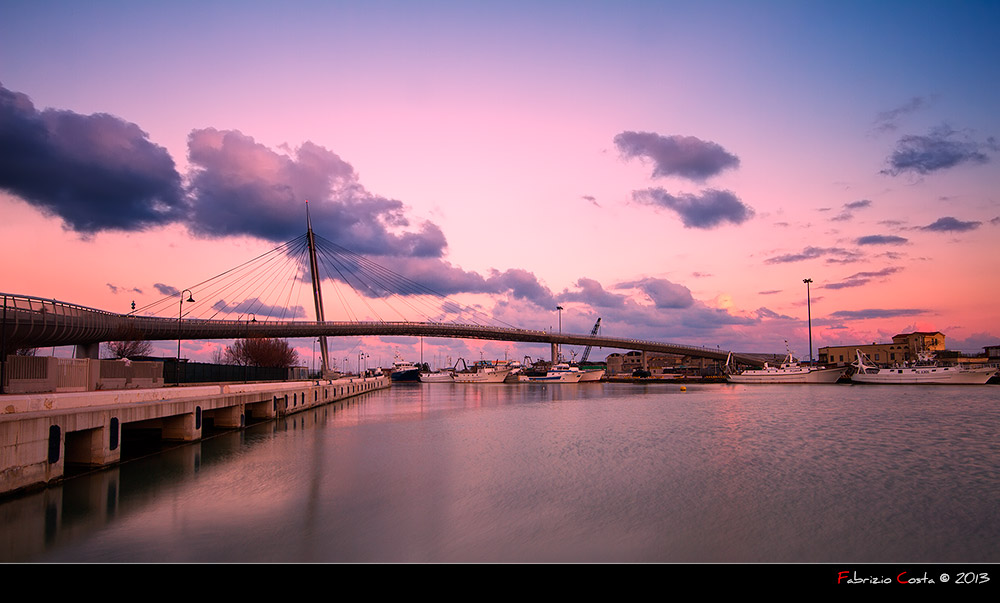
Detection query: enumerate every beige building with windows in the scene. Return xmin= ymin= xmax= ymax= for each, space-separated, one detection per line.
xmin=819 ymin=331 xmax=946 ymax=367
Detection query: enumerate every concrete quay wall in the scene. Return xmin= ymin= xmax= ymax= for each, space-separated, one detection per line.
xmin=0 ymin=375 xmax=390 ymax=497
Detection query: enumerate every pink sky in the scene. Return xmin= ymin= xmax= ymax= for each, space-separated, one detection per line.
xmin=2 ymin=1 xmax=998 ymax=366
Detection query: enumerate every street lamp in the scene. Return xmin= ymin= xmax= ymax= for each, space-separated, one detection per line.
xmin=555 ymin=305 xmax=564 ymax=363
xmin=803 ymin=279 xmax=813 ymax=364
xmin=176 ymin=289 xmax=194 ymax=384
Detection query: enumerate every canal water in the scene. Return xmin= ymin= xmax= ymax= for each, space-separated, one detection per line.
xmin=2 ymin=382 xmax=998 ymax=563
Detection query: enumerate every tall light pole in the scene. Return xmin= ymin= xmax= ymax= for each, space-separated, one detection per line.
xmin=803 ymin=279 xmax=813 ymax=364
xmin=177 ymin=289 xmax=194 ymax=385
xmin=554 ymin=305 xmax=564 ymax=363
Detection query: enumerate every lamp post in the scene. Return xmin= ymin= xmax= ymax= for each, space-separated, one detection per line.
xmin=555 ymin=305 xmax=564 ymax=363
xmin=803 ymin=278 xmax=813 ymax=364
xmin=176 ymin=289 xmax=194 ymax=385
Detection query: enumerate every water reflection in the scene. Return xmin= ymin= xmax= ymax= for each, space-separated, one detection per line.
xmin=2 ymin=383 xmax=998 ymax=562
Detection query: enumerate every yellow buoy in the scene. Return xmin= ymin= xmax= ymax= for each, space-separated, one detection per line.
xmin=680 ymin=386 xmax=686 ymax=391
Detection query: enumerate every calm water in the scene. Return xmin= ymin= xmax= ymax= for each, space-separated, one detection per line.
xmin=3 ymin=382 xmax=999 ymax=562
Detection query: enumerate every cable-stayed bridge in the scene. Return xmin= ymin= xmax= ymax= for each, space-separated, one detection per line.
xmin=0 ymin=293 xmax=761 ymax=365
xmin=1 ymin=222 xmax=766 ymax=368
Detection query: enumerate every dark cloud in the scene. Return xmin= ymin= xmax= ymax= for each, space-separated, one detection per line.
xmin=882 ymin=126 xmax=994 ymax=176
xmin=828 ymin=308 xmax=927 ymax=320
xmin=758 ymin=290 xmax=782 ymax=295
xmin=581 ymin=195 xmax=600 ymax=207
xmin=0 ymin=84 xmax=185 ymax=233
xmin=618 ymin=277 xmax=694 ymax=309
xmin=154 ymin=283 xmax=180 ymax=296
xmin=921 ymin=216 xmax=981 ymax=232
xmin=185 ymin=128 xmax=447 ymax=257
xmin=856 ymin=234 xmax=908 ymax=245
xmin=633 ymin=188 xmax=754 ymax=228
xmin=614 ymin=131 xmax=740 ymax=181
xmin=824 ymin=267 xmax=901 ymax=290
xmin=211 ymin=298 xmax=307 ymax=319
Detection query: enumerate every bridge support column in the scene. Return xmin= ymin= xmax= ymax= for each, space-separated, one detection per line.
xmin=75 ymin=342 xmax=100 ymax=360
xmin=212 ymin=404 xmax=245 ymax=429
xmin=551 ymin=343 xmax=559 ymax=363
xmin=162 ymin=411 xmax=201 ymax=441
xmin=65 ymin=425 xmax=120 ymax=468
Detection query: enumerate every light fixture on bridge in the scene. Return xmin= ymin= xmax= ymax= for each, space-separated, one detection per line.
xmin=177 ymin=289 xmax=195 ymax=385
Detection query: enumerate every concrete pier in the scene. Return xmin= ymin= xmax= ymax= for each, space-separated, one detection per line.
xmin=0 ymin=375 xmax=390 ymax=497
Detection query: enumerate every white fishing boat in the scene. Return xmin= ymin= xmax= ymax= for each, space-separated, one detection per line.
xmin=528 ymin=363 xmax=585 ymax=383
xmin=577 ymin=368 xmax=605 ymax=382
xmin=850 ymin=350 xmax=996 ymax=384
xmin=453 ymin=361 xmax=512 ymax=383
xmin=725 ymin=352 xmax=846 ymax=384
xmin=419 ymin=370 xmax=454 ymax=383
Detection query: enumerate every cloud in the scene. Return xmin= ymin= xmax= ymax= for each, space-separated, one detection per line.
xmin=185 ymin=128 xmax=447 ymax=257
xmin=872 ymin=97 xmax=926 ymax=134
xmin=632 ymin=188 xmax=754 ymax=228
xmin=0 ymin=84 xmax=185 ymax=233
xmin=830 ymin=199 xmax=873 ymax=222
xmin=106 ymin=283 xmax=143 ymax=295
xmin=210 ymin=298 xmax=307 ymax=319
xmin=154 ymin=283 xmax=180 ymax=296
xmin=828 ymin=308 xmax=928 ymax=320
xmin=486 ymin=268 xmax=558 ymax=308
xmin=614 ymin=131 xmax=740 ymax=181
xmin=921 ymin=216 xmax=981 ymax=232
xmin=617 ymin=277 xmax=694 ymax=309
xmin=581 ymin=195 xmax=600 ymax=208
xmin=561 ymin=278 xmax=627 ymax=309
xmin=764 ymin=246 xmax=861 ymax=264
xmin=824 ymin=267 xmax=902 ymax=290
xmin=856 ymin=234 xmax=908 ymax=245
xmin=882 ymin=126 xmax=994 ymax=176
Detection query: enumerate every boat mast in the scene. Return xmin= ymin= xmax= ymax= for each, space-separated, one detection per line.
xmin=306 ymin=201 xmax=331 ymax=375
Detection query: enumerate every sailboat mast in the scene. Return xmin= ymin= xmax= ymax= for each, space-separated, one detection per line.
xmin=306 ymin=201 xmax=331 ymax=375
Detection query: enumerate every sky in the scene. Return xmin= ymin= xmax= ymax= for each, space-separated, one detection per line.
xmin=2 ymin=0 xmax=999 ymax=368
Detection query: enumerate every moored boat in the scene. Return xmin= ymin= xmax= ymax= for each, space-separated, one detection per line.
xmin=390 ymin=355 xmax=421 ymax=382
xmin=850 ymin=350 xmax=996 ymax=384
xmin=453 ymin=361 xmax=513 ymax=383
xmin=527 ymin=363 xmax=585 ymax=383
xmin=577 ymin=367 xmax=605 ymax=382
xmin=419 ymin=370 xmax=455 ymax=383
xmin=725 ymin=352 xmax=845 ymax=384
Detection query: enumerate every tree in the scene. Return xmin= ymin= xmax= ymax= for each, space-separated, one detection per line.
xmin=14 ymin=347 xmax=38 ymax=356
xmin=104 ymin=339 xmax=154 ymax=359
xmin=224 ymin=337 xmax=299 ymax=367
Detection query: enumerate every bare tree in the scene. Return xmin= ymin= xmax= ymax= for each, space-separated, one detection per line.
xmin=224 ymin=338 xmax=299 ymax=367
xmin=104 ymin=339 xmax=154 ymax=359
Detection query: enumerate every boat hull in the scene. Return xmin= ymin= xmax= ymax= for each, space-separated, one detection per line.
xmin=726 ymin=366 xmax=845 ymax=384
xmin=851 ymin=366 xmax=995 ymax=385
xmin=578 ymin=369 xmax=605 ymax=382
xmin=419 ymin=371 xmax=454 ymax=383
xmin=453 ymin=368 xmax=512 ymax=383
xmin=391 ymin=368 xmax=421 ymax=382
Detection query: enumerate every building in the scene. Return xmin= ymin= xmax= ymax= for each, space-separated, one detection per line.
xmin=818 ymin=331 xmax=945 ymax=367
